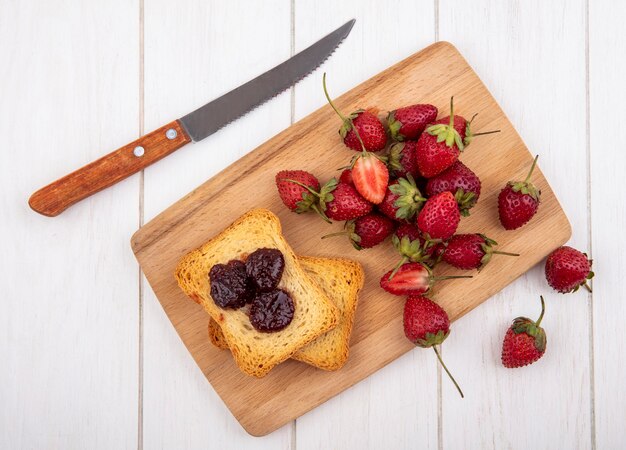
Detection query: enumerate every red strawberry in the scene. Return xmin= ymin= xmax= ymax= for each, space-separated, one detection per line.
xmin=403 ymin=295 xmax=464 ymax=397
xmin=379 ymin=262 xmax=471 ymax=296
xmin=386 ymin=141 xmax=421 ymax=179
xmin=498 ymin=155 xmax=541 ymax=230
xmin=442 ymin=234 xmax=519 ymax=271
xmin=339 ymin=169 xmax=354 ymax=186
xmin=387 ymin=104 xmax=438 ymax=141
xmin=502 ymin=296 xmax=547 ymax=368
xmin=425 ymin=161 xmax=481 ymax=216
xmin=321 ymin=180 xmax=373 ymax=221
xmin=378 ymin=175 xmax=426 ymax=222
xmin=352 ymin=151 xmax=389 ymax=204
xmin=417 ymin=191 xmax=461 ymax=240
xmin=323 ymin=213 xmax=394 ymax=250
xmin=416 ymin=97 xmax=465 ymax=178
xmin=323 ymin=74 xmax=387 ymax=152
xmin=275 ymin=170 xmax=320 ymax=213
xmin=545 ymin=246 xmax=594 ymax=293
xmin=434 ymin=113 xmax=500 ymax=147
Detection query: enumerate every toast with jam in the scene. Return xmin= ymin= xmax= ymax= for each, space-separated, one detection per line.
xmin=174 ymin=208 xmax=340 ymax=377
xmin=208 ymin=255 xmax=364 ymax=371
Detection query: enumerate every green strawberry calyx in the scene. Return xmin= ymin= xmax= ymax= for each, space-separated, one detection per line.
xmin=285 ymin=177 xmax=337 ymax=224
xmin=389 ymin=174 xmax=427 ymax=220
xmin=454 ymin=188 xmax=477 ymax=217
xmin=511 ymin=296 xmax=547 ymax=353
xmin=387 ymin=110 xmax=404 ymax=141
xmin=509 ymin=154 xmax=541 ymax=201
xmin=426 ymin=96 xmax=465 ymax=151
xmin=387 ymin=142 xmax=406 ymax=173
xmin=414 ymin=329 xmax=449 ymax=348
xmin=478 ymin=234 xmax=520 ymax=270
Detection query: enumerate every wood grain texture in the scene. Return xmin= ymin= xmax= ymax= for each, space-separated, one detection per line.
xmin=29 ymin=120 xmax=190 ymax=217
xmin=0 ymin=0 xmax=140 ymax=448
xmin=141 ymin=0 xmax=294 ymax=447
xmin=438 ymin=1 xmax=592 ymax=449
xmin=132 ymin=42 xmax=571 ymax=436
xmin=589 ymin=0 xmax=626 ymax=447
xmin=291 ymin=2 xmax=439 ymax=449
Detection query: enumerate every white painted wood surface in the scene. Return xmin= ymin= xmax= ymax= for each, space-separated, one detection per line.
xmin=1 ymin=0 xmax=624 ymax=448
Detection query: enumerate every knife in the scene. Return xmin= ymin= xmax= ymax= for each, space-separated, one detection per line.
xmin=29 ymin=19 xmax=355 ymax=217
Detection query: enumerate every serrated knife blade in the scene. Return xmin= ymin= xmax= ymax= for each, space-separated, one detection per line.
xmin=29 ymin=19 xmax=355 ymax=217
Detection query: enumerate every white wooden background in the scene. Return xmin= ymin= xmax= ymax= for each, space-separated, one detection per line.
xmin=1 ymin=0 xmax=624 ymax=448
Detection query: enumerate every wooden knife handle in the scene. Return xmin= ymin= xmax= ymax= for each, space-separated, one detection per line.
xmin=29 ymin=120 xmax=191 ymax=217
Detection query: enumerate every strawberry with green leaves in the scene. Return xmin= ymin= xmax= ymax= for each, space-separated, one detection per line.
xmin=545 ymin=246 xmax=594 ymax=293
xmin=498 ymin=155 xmax=541 ymax=230
xmin=425 ymin=161 xmax=481 ymax=217
xmin=378 ymin=175 xmax=427 ymax=222
xmin=403 ymin=294 xmax=464 ymax=397
xmin=275 ymin=170 xmax=322 ymax=215
xmin=389 ymin=224 xmax=441 ymax=278
xmin=416 ymin=97 xmax=465 ymax=178
xmin=502 ymin=296 xmax=547 ymax=368
xmin=323 ymin=73 xmax=387 ymax=152
xmin=387 ymin=104 xmax=438 ymax=141
xmin=442 ymin=234 xmax=519 ymax=271
xmin=433 ymin=113 xmax=500 ymax=147
xmin=322 ymin=212 xmax=394 ymax=250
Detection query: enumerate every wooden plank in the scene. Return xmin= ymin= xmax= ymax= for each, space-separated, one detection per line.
xmin=132 ymin=41 xmax=571 ymax=436
xmin=141 ymin=0 xmax=294 ymax=447
xmin=291 ymin=2 xmax=439 ymax=449
xmin=0 ymin=0 xmax=140 ymax=449
xmin=589 ymin=0 xmax=626 ymax=447
xmin=438 ymin=1 xmax=592 ymax=448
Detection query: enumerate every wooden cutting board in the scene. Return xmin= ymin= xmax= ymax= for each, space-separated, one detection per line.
xmin=131 ymin=42 xmax=571 ymax=436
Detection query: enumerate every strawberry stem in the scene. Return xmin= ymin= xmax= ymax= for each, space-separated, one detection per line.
xmin=492 ymin=251 xmax=520 ymax=257
xmin=524 ymin=155 xmax=539 ymax=183
xmin=310 ymin=203 xmax=332 ymax=224
xmin=583 ymin=281 xmax=593 ymax=293
xmin=472 ymin=129 xmax=501 ymax=137
xmin=431 ymin=275 xmax=473 ymax=282
xmin=322 ymin=73 xmax=348 ymax=122
xmin=284 ymin=179 xmax=321 ymax=198
xmin=388 ymin=256 xmax=409 ymax=280
xmin=535 ymin=295 xmax=546 ymax=327
xmin=433 ymin=346 xmax=464 ymax=398
xmin=321 ymin=231 xmax=348 ymax=239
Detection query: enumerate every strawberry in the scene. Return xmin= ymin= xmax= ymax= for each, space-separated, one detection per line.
xmin=442 ymin=234 xmax=519 ymax=271
xmin=386 ymin=141 xmax=421 ymax=179
xmin=378 ymin=175 xmax=426 ymax=222
xmin=403 ymin=295 xmax=464 ymax=397
xmin=322 ymin=181 xmax=373 ymax=221
xmin=387 ymin=104 xmax=438 ymax=141
xmin=351 ymin=150 xmax=389 ymax=204
xmin=339 ymin=169 xmax=354 ymax=186
xmin=545 ymin=246 xmax=594 ymax=293
xmin=425 ymin=161 xmax=481 ymax=217
xmin=498 ymin=155 xmax=541 ymax=230
xmin=434 ymin=113 xmax=500 ymax=147
xmin=417 ymin=191 xmax=461 ymax=241
xmin=287 ymin=178 xmax=372 ymax=223
xmin=379 ymin=262 xmax=471 ymax=296
xmin=416 ymin=97 xmax=465 ymax=178
xmin=275 ymin=170 xmax=321 ymax=213
xmin=502 ymin=296 xmax=547 ymax=368
xmin=323 ymin=73 xmax=387 ymax=152
xmin=323 ymin=212 xmax=394 ymax=250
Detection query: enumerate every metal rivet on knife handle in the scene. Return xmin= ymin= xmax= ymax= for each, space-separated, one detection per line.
xmin=166 ymin=128 xmax=177 ymax=140
xmin=134 ymin=146 xmax=145 ymax=157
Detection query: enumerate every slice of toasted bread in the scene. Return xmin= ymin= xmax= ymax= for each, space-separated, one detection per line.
xmin=208 ymin=256 xmax=364 ymax=371
xmin=175 ymin=209 xmax=339 ymax=377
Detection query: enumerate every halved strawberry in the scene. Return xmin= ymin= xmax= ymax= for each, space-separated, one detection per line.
xmin=352 ymin=151 xmax=389 ymax=204
xmin=379 ymin=262 xmax=471 ymax=296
